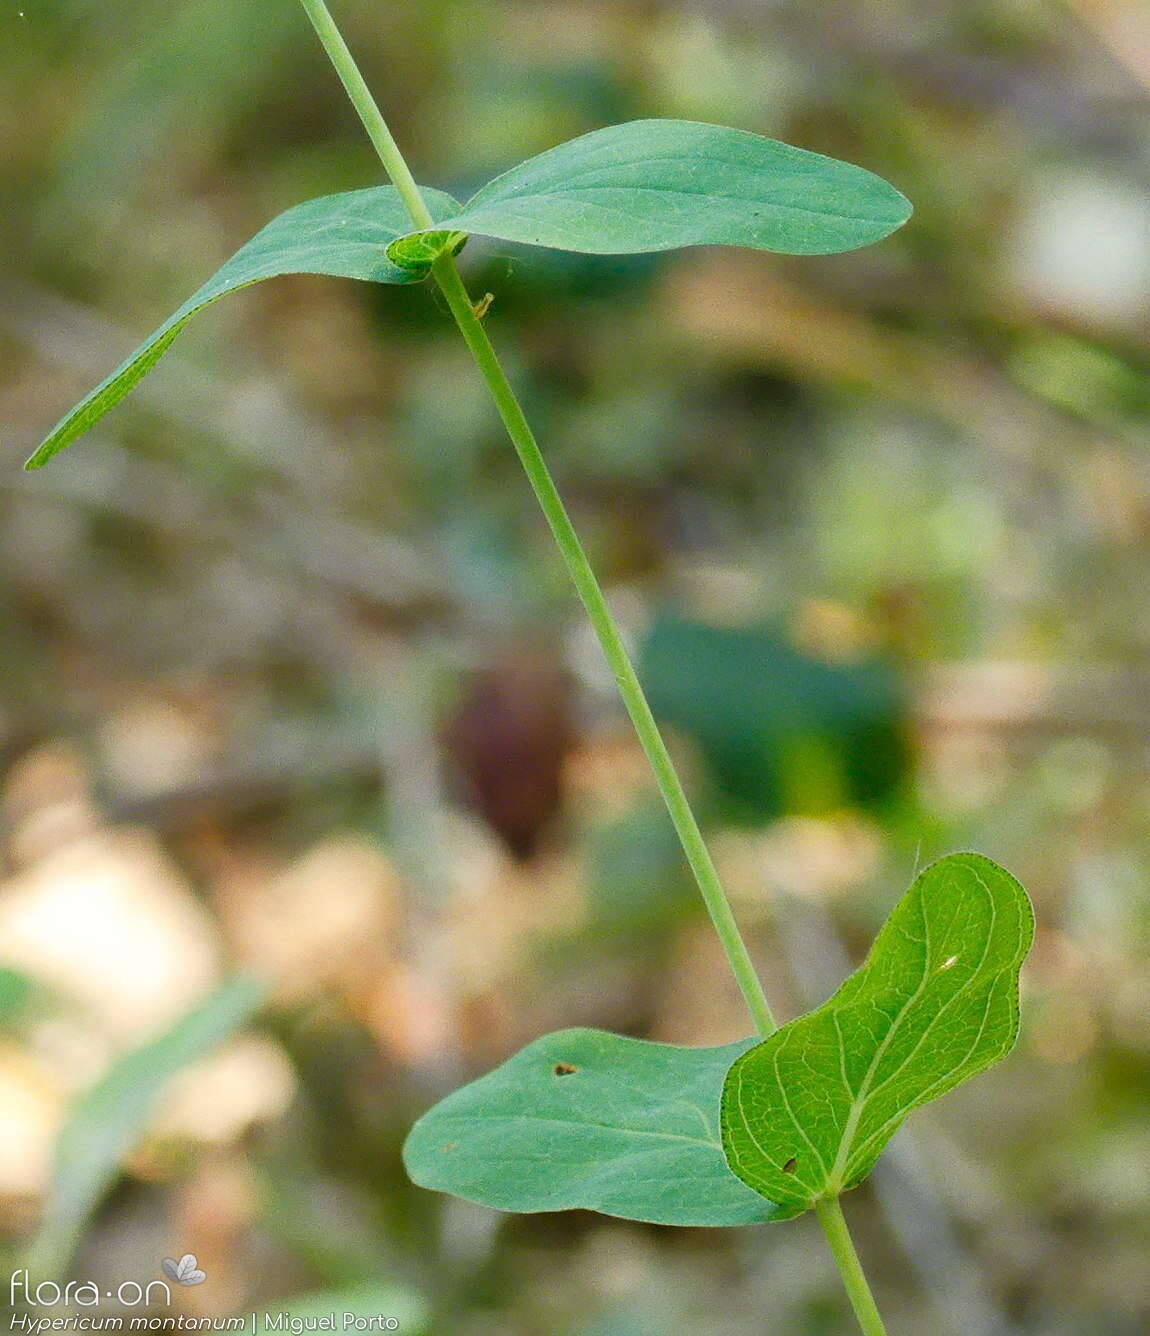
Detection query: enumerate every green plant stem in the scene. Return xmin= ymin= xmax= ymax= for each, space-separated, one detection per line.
xmin=294 ymin=4 xmax=887 ymax=1330
xmin=815 ymin=1198 xmax=888 ymax=1336
xmin=428 ymin=255 xmax=778 ymax=1041
xmin=290 ymin=0 xmax=777 ymax=1040
xmin=296 ymin=0 xmax=435 ymax=231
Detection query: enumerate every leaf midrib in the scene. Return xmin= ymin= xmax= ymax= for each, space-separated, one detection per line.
xmin=459 ymin=182 xmax=896 ymax=230
xmin=843 ymin=874 xmax=1002 ymax=1119
xmin=824 ymin=870 xmax=996 ymax=1191
xmin=843 ymin=973 xmax=1003 ymax=1180
xmin=435 ymin=1109 xmax=720 ymax=1149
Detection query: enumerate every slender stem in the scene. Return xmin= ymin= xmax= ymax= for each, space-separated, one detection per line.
xmin=432 ymin=257 xmax=778 ymax=1036
xmin=291 ymin=0 xmax=776 ymax=1039
xmin=815 ymin=1198 xmax=888 ymax=1336
xmin=293 ymin=8 xmax=889 ymax=1333
xmin=296 ymin=0 xmax=435 ymax=230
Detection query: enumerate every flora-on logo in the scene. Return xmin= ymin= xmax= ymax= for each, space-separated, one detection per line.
xmin=161 ymin=1254 xmax=206 ymax=1286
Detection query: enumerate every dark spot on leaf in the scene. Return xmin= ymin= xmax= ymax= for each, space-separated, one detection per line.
xmin=553 ymin=1063 xmax=578 ymax=1076
xmin=441 ymin=1141 xmax=457 ymax=1151
xmin=782 ymin=1157 xmax=797 ymax=1173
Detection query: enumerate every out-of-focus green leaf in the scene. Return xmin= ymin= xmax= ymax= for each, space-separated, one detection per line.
xmin=640 ymin=614 xmax=908 ymax=821
xmin=44 ymin=0 xmax=299 ymax=222
xmin=404 ymin=1028 xmax=783 ymax=1226
xmin=721 ymin=855 xmax=1033 ymax=1214
xmin=568 ymin=1310 xmax=672 ymax=1336
xmin=0 ymin=968 xmax=35 ymax=1026
xmin=587 ymin=799 xmax=693 ymax=936
xmin=25 ymin=186 xmax=461 ymax=469
xmin=28 ymin=975 xmax=266 ymax=1274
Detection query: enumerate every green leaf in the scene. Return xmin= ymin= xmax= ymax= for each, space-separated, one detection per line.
xmin=640 ymin=613 xmax=908 ymax=822
xmin=27 ymin=975 xmax=266 ymax=1274
xmin=0 ymin=967 xmax=35 ymax=1026
xmin=586 ymin=799 xmax=695 ymax=938
xmin=413 ymin=120 xmax=910 ymax=258
xmin=24 ymin=186 xmax=461 ymax=469
xmin=403 ymin=1028 xmax=784 ymax=1227
xmin=721 ymin=854 xmax=1033 ymax=1215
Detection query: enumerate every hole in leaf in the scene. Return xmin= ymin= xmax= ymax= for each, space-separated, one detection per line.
xmin=552 ymin=1063 xmax=578 ymax=1076
xmin=782 ymin=1157 xmax=797 ymax=1173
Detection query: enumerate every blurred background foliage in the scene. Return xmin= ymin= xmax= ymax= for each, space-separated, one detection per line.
xmin=2 ymin=0 xmax=1150 ymax=1331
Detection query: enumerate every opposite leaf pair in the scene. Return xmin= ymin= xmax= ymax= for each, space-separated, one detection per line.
xmin=403 ymin=853 xmax=1033 ymax=1226
xmin=26 ymin=119 xmax=910 ymax=469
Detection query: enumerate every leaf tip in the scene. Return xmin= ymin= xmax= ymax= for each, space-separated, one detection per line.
xmin=24 ymin=443 xmax=53 ymax=470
